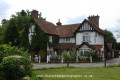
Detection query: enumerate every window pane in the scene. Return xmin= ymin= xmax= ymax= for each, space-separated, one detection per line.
xmin=31 ymin=25 xmax=35 ymax=32
xmin=66 ymin=37 xmax=70 ymax=41
xmin=63 ymin=37 xmax=65 ymax=41
xmin=49 ymin=36 xmax=52 ymax=42
xmin=83 ymin=33 xmax=90 ymax=42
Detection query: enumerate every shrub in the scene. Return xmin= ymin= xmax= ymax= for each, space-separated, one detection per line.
xmin=0 ymin=44 xmax=32 ymax=80
xmin=53 ymin=51 xmax=58 ymax=61
xmin=62 ymin=50 xmax=71 ymax=61
xmin=0 ymin=44 xmax=29 ymax=63
xmin=1 ymin=56 xmax=32 ymax=80
xmin=70 ymin=50 xmax=77 ymax=61
xmin=0 ymin=63 xmax=5 ymax=80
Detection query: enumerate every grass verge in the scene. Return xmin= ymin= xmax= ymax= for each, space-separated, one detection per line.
xmin=30 ymin=66 xmax=120 ymax=80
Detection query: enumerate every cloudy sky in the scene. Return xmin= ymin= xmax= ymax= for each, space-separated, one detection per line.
xmin=1 ymin=0 xmax=120 ymax=41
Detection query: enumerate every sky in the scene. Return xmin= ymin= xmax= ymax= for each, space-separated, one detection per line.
xmin=1 ymin=0 xmax=120 ymax=41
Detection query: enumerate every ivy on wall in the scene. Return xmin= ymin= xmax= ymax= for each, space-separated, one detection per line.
xmin=30 ymin=20 xmax=49 ymax=53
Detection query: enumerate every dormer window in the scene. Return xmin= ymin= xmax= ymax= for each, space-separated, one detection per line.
xmin=83 ymin=33 xmax=90 ymax=42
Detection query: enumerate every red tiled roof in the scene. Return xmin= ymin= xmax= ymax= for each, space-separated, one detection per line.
xmin=54 ymin=42 xmax=95 ymax=50
xmin=54 ymin=43 xmax=76 ymax=49
xmin=35 ymin=20 xmax=58 ymax=35
xmin=35 ymin=19 xmax=104 ymax=37
xmin=57 ymin=23 xmax=81 ymax=37
xmin=87 ymin=20 xmax=104 ymax=35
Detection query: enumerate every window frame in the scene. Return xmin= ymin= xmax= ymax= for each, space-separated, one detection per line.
xmin=83 ymin=33 xmax=90 ymax=42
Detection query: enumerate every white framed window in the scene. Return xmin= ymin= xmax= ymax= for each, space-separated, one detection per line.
xmin=31 ymin=25 xmax=35 ymax=33
xmin=83 ymin=33 xmax=90 ymax=42
xmin=62 ymin=37 xmax=70 ymax=42
xmin=28 ymin=25 xmax=35 ymax=44
xmin=63 ymin=37 xmax=66 ymax=42
xmin=66 ymin=37 xmax=70 ymax=41
xmin=80 ymin=48 xmax=91 ymax=57
xmin=49 ymin=36 xmax=52 ymax=43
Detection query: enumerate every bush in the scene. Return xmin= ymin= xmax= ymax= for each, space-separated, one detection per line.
xmin=0 ymin=44 xmax=32 ymax=80
xmin=62 ymin=50 xmax=71 ymax=61
xmin=1 ymin=56 xmax=32 ymax=80
xmin=70 ymin=50 xmax=77 ymax=61
xmin=0 ymin=44 xmax=29 ymax=63
xmin=0 ymin=63 xmax=4 ymax=80
xmin=53 ymin=51 xmax=58 ymax=61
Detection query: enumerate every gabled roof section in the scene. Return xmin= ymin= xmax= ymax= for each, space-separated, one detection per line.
xmin=57 ymin=23 xmax=81 ymax=37
xmin=79 ymin=42 xmax=95 ymax=50
xmin=35 ymin=20 xmax=58 ymax=35
xmin=74 ymin=19 xmax=104 ymax=35
xmin=87 ymin=20 xmax=104 ymax=35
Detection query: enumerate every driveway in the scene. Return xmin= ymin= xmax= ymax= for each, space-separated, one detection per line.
xmin=33 ymin=57 xmax=120 ymax=69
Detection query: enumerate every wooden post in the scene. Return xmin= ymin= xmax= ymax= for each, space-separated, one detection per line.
xmin=67 ymin=61 xmax=69 ymax=67
xmin=61 ymin=57 xmax=64 ymax=63
xmin=104 ymin=57 xmax=106 ymax=67
xmin=39 ymin=56 xmax=41 ymax=63
xmin=90 ymin=56 xmax=92 ymax=63
xmin=104 ymin=35 xmax=106 ymax=67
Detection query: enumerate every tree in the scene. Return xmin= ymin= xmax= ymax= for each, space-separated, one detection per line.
xmin=3 ymin=18 xmax=19 ymax=46
xmin=0 ymin=27 xmax=3 ymax=44
xmin=103 ymin=29 xmax=117 ymax=49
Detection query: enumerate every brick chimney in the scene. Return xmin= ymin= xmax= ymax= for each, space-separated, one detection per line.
xmin=56 ymin=19 xmax=62 ymax=26
xmin=31 ymin=10 xmax=38 ymax=20
xmin=88 ymin=15 xmax=99 ymax=27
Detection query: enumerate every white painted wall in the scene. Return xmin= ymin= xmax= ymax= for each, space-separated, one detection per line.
xmin=59 ymin=37 xmax=75 ymax=43
xmin=28 ymin=25 xmax=35 ymax=44
xmin=94 ymin=33 xmax=104 ymax=45
xmin=76 ymin=32 xmax=104 ymax=45
xmin=80 ymin=44 xmax=90 ymax=49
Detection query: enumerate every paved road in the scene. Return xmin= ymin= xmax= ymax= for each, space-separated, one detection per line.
xmin=33 ymin=57 xmax=120 ymax=69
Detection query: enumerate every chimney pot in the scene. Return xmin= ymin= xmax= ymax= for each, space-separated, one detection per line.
xmin=56 ymin=19 xmax=62 ymax=26
xmin=31 ymin=10 xmax=38 ymax=20
xmin=88 ymin=15 xmax=100 ymax=27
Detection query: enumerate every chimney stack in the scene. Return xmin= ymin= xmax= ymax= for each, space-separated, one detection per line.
xmin=56 ymin=19 xmax=62 ymax=26
xmin=31 ymin=10 xmax=38 ymax=20
xmin=88 ymin=15 xmax=99 ymax=27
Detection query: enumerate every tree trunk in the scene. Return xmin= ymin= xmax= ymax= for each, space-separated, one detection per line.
xmin=67 ymin=61 xmax=69 ymax=67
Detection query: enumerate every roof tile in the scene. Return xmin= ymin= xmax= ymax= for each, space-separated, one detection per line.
xmin=35 ymin=20 xmax=58 ymax=35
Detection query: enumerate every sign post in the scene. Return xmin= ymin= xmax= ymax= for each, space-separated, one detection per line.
xmin=101 ymin=46 xmax=104 ymax=61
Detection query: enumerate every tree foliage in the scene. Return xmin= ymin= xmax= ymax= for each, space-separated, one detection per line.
xmin=3 ymin=18 xmax=19 ymax=46
xmin=103 ymin=29 xmax=117 ymax=49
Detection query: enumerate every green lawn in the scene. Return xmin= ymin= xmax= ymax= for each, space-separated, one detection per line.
xmin=31 ymin=66 xmax=120 ymax=80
